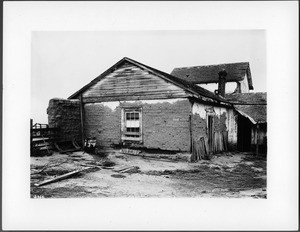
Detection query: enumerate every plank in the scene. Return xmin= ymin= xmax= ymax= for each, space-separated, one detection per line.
xmin=142 ymin=156 xmax=178 ymax=163
xmin=34 ymin=168 xmax=91 ymax=187
xmin=82 ymin=94 xmax=188 ymax=103
xmin=119 ymin=167 xmax=136 ymax=173
xmin=204 ymin=136 xmax=209 ymax=155
xmin=85 ymin=89 xmax=185 ymax=97
xmin=113 ymin=165 xmax=131 ymax=172
xmin=79 ymin=94 xmax=85 ymax=146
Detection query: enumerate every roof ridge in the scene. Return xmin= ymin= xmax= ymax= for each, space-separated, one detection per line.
xmin=226 ymin=92 xmax=266 ymax=95
xmin=173 ymin=61 xmax=250 ymax=70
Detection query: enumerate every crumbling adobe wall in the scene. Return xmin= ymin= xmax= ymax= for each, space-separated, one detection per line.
xmin=83 ymin=98 xmax=191 ymax=151
xmin=191 ymin=113 xmax=206 ymax=141
xmin=84 ymin=103 xmax=121 ymax=147
xmin=191 ymin=101 xmax=237 ymax=152
xmin=47 ymin=98 xmax=81 ymax=142
xmin=213 ymin=112 xmax=227 ymax=133
xmin=142 ymin=99 xmax=191 ymax=151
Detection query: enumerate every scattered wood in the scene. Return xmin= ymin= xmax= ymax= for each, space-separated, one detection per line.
xmin=142 ymin=156 xmax=178 ymax=163
xmin=34 ymin=167 xmax=91 ymax=187
xmin=120 ymin=148 xmax=141 ymax=155
xmin=97 ymin=191 xmax=109 ymax=196
xmin=222 ymin=131 xmax=228 ymax=151
xmin=191 ymin=137 xmax=206 ymax=162
xmin=119 ymin=167 xmax=136 ymax=173
xmin=72 ymin=139 xmax=81 ymax=149
xmin=114 ymin=165 xmax=132 ymax=172
xmin=31 ymin=159 xmax=69 ymax=175
xmin=102 ymin=166 xmax=114 ymax=170
xmin=54 ymin=141 xmax=81 ymax=154
xmin=204 ymin=137 xmax=209 ymax=155
xmin=80 ymin=164 xmax=102 ymax=169
xmin=111 ymin=174 xmax=126 ymax=178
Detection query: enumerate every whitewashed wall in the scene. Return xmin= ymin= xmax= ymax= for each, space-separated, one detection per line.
xmin=196 ymin=74 xmax=250 ymax=94
xmin=192 ymin=101 xmax=238 ymax=148
xmin=197 ymin=82 xmax=238 ymax=93
xmin=239 ymin=73 xmax=250 ymax=93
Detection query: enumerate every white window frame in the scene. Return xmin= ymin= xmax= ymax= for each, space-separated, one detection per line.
xmin=121 ymin=107 xmax=143 ymax=143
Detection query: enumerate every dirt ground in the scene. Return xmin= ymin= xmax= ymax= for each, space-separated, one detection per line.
xmin=30 ymin=150 xmax=267 ymax=198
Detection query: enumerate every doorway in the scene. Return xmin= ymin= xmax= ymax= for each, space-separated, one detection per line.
xmin=237 ymin=115 xmax=252 ymax=151
xmin=207 ymin=115 xmax=214 ymax=154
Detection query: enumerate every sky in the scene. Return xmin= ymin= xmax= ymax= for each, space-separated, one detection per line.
xmin=31 ymin=30 xmax=266 ymax=123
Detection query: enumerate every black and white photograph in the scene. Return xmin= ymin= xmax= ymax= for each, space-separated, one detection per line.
xmin=2 ymin=1 xmax=298 ymax=231
xmin=30 ymin=31 xmax=267 ymax=198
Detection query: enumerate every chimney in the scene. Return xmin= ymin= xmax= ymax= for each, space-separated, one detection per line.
xmin=218 ymin=69 xmax=227 ymax=97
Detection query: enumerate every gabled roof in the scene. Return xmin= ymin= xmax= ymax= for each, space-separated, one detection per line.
xmin=68 ymin=57 xmax=231 ymax=105
xmin=234 ymin=105 xmax=267 ymax=124
xmin=225 ymin=92 xmax=267 ymax=105
xmin=170 ymin=62 xmax=253 ymax=90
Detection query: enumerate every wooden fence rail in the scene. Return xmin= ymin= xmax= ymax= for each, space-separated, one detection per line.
xmin=30 ymin=119 xmax=60 ymax=156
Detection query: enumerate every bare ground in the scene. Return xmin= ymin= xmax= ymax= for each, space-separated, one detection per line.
xmin=30 ymin=150 xmax=266 ymax=198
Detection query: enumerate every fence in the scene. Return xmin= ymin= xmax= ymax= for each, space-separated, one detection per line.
xmin=30 ymin=119 xmax=60 ymax=156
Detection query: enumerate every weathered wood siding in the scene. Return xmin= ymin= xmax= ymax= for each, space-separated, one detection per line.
xmin=82 ymin=62 xmax=189 ymax=102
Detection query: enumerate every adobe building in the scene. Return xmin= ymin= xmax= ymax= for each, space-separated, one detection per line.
xmin=47 ymin=57 xmax=267 ymax=158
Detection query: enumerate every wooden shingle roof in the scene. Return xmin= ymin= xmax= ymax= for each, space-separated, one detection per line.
xmin=225 ymin=92 xmax=266 ymax=105
xmin=171 ymin=62 xmax=253 ymax=90
xmin=226 ymin=92 xmax=267 ymax=124
xmin=234 ymin=105 xmax=267 ymax=124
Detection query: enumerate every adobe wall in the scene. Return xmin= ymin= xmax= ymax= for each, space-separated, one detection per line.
xmin=84 ymin=98 xmax=192 ymax=151
xmin=142 ymin=99 xmax=191 ymax=151
xmin=84 ymin=103 xmax=122 ymax=148
xmin=47 ymin=98 xmax=81 ymax=142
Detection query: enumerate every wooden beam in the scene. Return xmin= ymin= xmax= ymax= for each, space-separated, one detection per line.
xmin=34 ymin=168 xmax=91 ymax=187
xmin=30 ymin=119 xmax=33 ymax=154
xmin=79 ymin=94 xmax=85 ymax=147
xmin=82 ymin=95 xmax=188 ymax=104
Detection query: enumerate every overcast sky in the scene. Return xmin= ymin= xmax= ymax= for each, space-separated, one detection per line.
xmin=31 ymin=30 xmax=266 ymax=123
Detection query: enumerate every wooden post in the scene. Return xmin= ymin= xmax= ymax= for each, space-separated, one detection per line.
xmin=30 ymin=119 xmax=33 ymax=155
xmin=189 ymin=114 xmax=193 ymax=153
xmin=79 ymin=94 xmax=85 ymax=148
xmin=255 ymin=123 xmax=259 ymax=156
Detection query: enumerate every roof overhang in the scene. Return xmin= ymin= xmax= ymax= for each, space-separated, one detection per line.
xmin=235 ymin=108 xmax=257 ymax=124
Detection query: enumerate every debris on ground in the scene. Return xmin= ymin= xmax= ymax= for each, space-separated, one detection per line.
xmin=34 ymin=167 xmax=92 ymax=187
xmin=111 ymin=174 xmax=126 ymax=178
xmin=31 ymin=150 xmax=266 ymax=198
xmin=101 ymin=160 xmax=116 ymax=167
xmin=121 ymin=148 xmax=141 ymax=155
xmin=119 ymin=166 xmax=140 ymax=174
